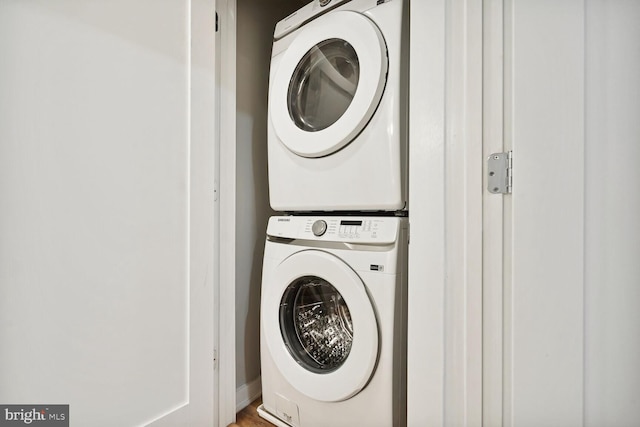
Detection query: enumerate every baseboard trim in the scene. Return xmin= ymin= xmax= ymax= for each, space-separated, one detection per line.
xmin=236 ymin=376 xmax=262 ymax=412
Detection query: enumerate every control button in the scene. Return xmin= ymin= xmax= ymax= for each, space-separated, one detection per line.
xmin=319 ymin=0 xmax=331 ymax=6
xmin=312 ymin=220 xmax=328 ymax=236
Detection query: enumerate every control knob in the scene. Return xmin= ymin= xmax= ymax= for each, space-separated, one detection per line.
xmin=312 ymin=220 xmax=327 ymax=236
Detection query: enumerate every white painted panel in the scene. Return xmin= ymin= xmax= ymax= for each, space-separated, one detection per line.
xmin=408 ymin=1 xmax=484 ymax=425
xmin=443 ymin=1 xmax=483 ymax=426
xmin=585 ymin=1 xmax=640 ymax=425
xmin=0 ymin=1 xmax=214 ymax=425
xmin=407 ymin=1 xmax=446 ymax=426
xmin=217 ymin=0 xmax=239 ymax=423
xmin=482 ymin=0 xmax=506 ymax=425
xmin=507 ymin=1 xmax=585 ymax=426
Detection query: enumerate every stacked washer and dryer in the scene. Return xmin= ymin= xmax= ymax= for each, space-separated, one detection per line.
xmin=259 ymin=1 xmax=408 ymax=426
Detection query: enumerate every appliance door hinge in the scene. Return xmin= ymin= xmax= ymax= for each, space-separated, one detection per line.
xmin=487 ymin=151 xmax=512 ymax=194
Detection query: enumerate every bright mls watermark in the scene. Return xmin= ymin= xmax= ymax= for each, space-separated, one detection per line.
xmin=0 ymin=405 xmax=68 ymax=426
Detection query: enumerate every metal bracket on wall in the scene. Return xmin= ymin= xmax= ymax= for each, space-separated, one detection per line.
xmin=487 ymin=151 xmax=512 ymax=194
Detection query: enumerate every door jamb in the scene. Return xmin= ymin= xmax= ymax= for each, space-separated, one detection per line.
xmin=217 ymin=0 xmax=238 ymax=425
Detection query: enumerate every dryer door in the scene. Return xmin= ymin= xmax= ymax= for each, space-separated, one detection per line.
xmin=269 ymin=10 xmax=387 ymax=158
xmin=263 ymin=249 xmax=379 ymax=402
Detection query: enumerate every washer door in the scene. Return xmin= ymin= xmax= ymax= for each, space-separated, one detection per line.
xmin=269 ymin=11 xmax=388 ymax=158
xmin=263 ymin=250 xmax=379 ymax=402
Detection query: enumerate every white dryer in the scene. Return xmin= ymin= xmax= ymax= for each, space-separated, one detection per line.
xmin=268 ymin=0 xmax=408 ymax=212
xmin=258 ymin=215 xmax=408 ymax=427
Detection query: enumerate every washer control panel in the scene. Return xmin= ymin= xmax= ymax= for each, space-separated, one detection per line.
xmin=267 ymin=216 xmax=401 ymax=244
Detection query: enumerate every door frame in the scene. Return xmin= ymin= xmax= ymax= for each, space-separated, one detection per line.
xmin=217 ymin=0 xmax=238 ymax=425
xmin=148 ymin=0 xmax=223 ymax=425
xmin=407 ymin=0 xmax=483 ymax=426
xmin=218 ymin=0 xmax=486 ymax=425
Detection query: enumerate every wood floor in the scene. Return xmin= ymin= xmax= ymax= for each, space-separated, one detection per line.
xmin=228 ymin=398 xmax=277 ymax=427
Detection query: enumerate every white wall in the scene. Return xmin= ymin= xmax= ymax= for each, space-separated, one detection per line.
xmin=584 ymin=1 xmax=640 ymax=424
xmin=406 ymin=1 xmax=449 ymax=426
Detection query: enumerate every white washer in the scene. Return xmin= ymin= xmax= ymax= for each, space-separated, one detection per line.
xmin=268 ymin=0 xmax=408 ymax=212
xmin=258 ymin=215 xmax=407 ymax=427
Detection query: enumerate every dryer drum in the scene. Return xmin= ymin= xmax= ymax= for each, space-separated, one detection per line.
xmin=279 ymin=275 xmax=354 ymax=374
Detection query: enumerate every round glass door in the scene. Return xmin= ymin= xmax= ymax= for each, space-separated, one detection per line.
xmin=262 ymin=249 xmax=379 ymax=402
xmin=288 ymin=39 xmax=360 ymax=133
xmin=269 ymin=11 xmax=387 ymax=158
xmin=279 ymin=275 xmax=353 ymax=374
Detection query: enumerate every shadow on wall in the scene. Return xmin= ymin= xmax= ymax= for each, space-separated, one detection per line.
xmin=235 ymin=0 xmax=304 ymax=398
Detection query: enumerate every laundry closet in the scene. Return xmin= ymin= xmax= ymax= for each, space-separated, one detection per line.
xmin=232 ymin=0 xmax=408 ymax=419
xmin=230 ymin=1 xmax=640 ymax=426
xmin=1 ymin=1 xmax=639 ymax=426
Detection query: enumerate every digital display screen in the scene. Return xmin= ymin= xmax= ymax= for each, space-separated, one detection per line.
xmin=340 ymin=220 xmax=363 ymax=226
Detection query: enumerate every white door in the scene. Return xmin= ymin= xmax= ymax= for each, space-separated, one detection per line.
xmin=269 ymin=11 xmax=387 ymax=158
xmin=407 ymin=0 xmax=484 ymax=425
xmin=409 ymin=1 xmax=640 ymax=427
xmin=0 ymin=1 xmax=218 ymax=426
xmin=262 ymin=250 xmax=379 ymax=402
xmin=498 ymin=1 xmax=585 ymax=425
xmin=484 ymin=1 xmax=640 ymax=426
